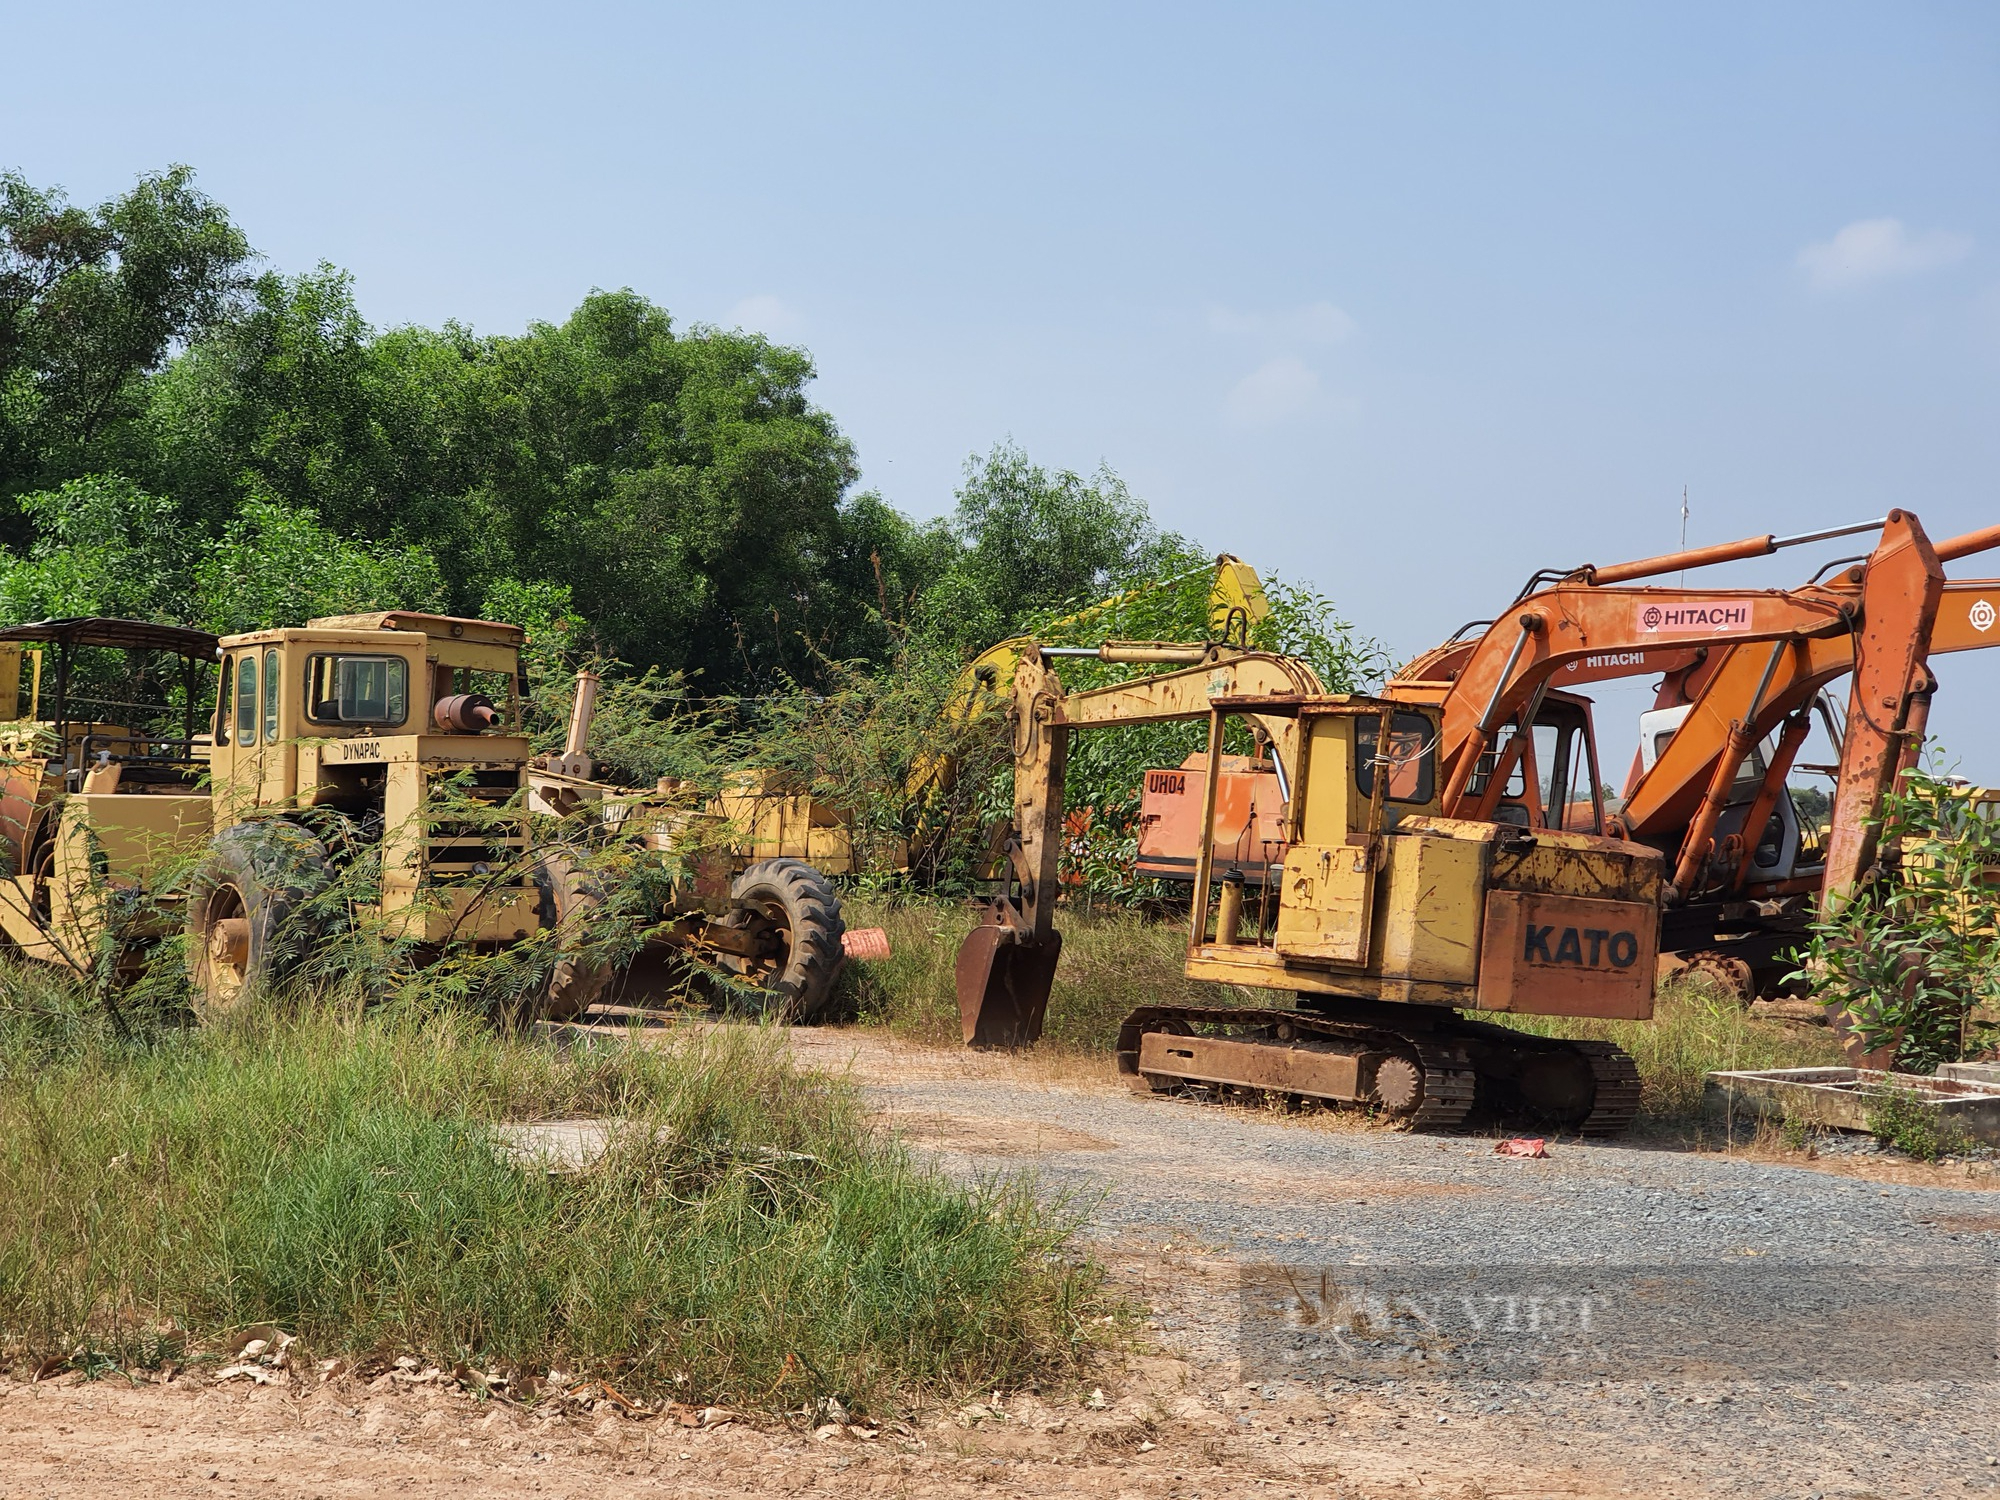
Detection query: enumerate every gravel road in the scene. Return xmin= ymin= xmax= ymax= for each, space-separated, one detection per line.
xmin=790 ymin=1026 xmax=2000 ymax=1500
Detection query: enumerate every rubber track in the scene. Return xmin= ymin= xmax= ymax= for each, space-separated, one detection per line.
xmin=1117 ymin=1006 xmax=1478 ymax=1132
xmin=1570 ymin=1039 xmax=1643 ymax=1137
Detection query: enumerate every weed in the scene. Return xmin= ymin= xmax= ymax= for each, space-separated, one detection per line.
xmin=1792 ymin=760 xmax=2000 ymax=1071
xmin=1865 ymin=1083 xmax=1974 ymax=1163
xmin=0 ymin=981 xmax=1107 ymax=1411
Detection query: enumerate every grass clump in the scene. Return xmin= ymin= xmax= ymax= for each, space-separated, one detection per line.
xmin=1865 ymin=1083 xmax=1975 ymax=1162
xmin=0 ymin=969 xmax=1104 ymax=1413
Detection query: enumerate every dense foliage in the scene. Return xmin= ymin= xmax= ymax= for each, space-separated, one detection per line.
xmin=0 ymin=163 xmax=1377 ymax=891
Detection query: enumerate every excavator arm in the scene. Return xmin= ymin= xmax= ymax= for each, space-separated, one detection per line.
xmin=956 ymin=645 xmax=1323 ymax=1046
xmin=1426 ymin=580 xmax=1856 ymax=814
xmin=1619 ymin=552 xmax=2000 ymax=900
xmin=909 ymin=554 xmax=1274 ymax=806
xmin=1393 ymin=511 xmax=1998 ymax=910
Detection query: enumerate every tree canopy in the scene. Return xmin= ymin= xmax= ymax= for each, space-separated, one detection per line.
xmin=0 ymin=165 xmax=1366 ymax=712
xmin=1 ymin=166 xmax=251 ymax=520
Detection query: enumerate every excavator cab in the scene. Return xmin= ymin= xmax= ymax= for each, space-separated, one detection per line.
xmin=1462 ymin=693 xmax=1606 ymax=834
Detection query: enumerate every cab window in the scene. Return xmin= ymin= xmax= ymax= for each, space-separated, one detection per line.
xmin=1469 ymin=727 xmax=1529 ymax=800
xmin=235 ymin=655 xmax=259 ymax=747
xmin=1355 ymin=711 xmax=1437 ymax=804
xmin=305 ymin=655 xmax=409 ymax=727
xmin=262 ymin=649 xmax=281 ymax=744
xmin=1654 ymin=729 xmax=1769 ymax=801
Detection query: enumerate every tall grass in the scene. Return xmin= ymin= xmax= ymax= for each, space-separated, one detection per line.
xmin=839 ymin=896 xmax=1261 ymax=1050
xmin=0 ymin=965 xmax=1103 ymax=1410
xmin=838 ymin=897 xmax=1844 ymax=1124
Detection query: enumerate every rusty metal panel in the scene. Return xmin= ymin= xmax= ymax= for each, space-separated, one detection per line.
xmin=1476 ymin=889 xmax=1656 ymax=1020
xmin=1296 ymin=717 xmax=1357 ymax=846
xmin=1274 ymin=841 xmax=1373 ymax=965
xmin=1487 ymin=835 xmax=1662 ymax=904
xmin=1137 ymin=1030 xmax=1363 ymax=1100
xmin=0 ymin=759 xmax=52 ymax=878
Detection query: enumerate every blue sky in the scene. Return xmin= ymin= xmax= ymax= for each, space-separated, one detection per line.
xmin=8 ymin=1 xmax=1998 ymax=772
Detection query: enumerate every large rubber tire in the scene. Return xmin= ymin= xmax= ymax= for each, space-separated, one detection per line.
xmin=721 ymin=858 xmax=846 ymax=1024
xmin=533 ymin=854 xmax=610 ymax=1022
xmin=186 ymin=821 xmax=334 ymax=1023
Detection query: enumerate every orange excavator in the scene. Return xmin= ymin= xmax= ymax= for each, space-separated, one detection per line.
xmin=1136 ymin=511 xmax=2000 ymax=995
xmin=1391 ymin=513 xmax=2000 ymax=991
xmin=951 ymin=510 xmax=1997 ymax=1131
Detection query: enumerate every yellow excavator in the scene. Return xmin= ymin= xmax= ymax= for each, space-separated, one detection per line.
xmin=956 ymin=639 xmax=1656 ymax=1133
xmin=953 ymin=521 xmax=1972 ymax=1132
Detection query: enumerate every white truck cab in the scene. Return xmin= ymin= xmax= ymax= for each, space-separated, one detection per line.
xmin=1635 ymin=704 xmax=1818 ymax=883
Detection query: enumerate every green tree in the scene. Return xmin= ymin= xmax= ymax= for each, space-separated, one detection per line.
xmin=0 ymin=474 xmax=192 ymax=622
xmin=133 ymin=279 xmax=897 ymax=691
xmin=458 ymin=292 xmax=871 ymax=686
xmin=0 ymin=477 xmax=445 ymax=636
xmin=0 ymin=166 xmax=251 ymax=513
xmin=1790 ymin=784 xmax=1830 ymax=825
xmin=134 ymin=267 xmax=487 ymax=550
xmin=191 ymin=497 xmax=446 ymax=634
xmin=915 ymin=443 xmax=1179 ymax=659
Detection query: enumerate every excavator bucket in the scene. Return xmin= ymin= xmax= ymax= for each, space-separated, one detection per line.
xmin=955 ymin=920 xmax=1062 ymax=1048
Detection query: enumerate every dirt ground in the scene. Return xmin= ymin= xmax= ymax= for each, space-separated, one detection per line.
xmin=5 ymin=1022 xmax=1996 ymax=1500
xmin=0 ymin=1350 xmax=1650 ymax=1500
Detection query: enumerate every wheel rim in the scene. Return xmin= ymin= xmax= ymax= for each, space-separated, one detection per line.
xmin=194 ymin=884 xmax=251 ymax=1013
xmin=726 ymin=899 xmax=794 ymax=992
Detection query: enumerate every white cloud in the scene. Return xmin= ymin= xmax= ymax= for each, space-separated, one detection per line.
xmin=1224 ymin=356 xmax=1323 ymax=428
xmin=1207 ymin=300 xmax=1356 ymax=343
xmin=728 ymin=293 xmax=797 ymax=334
xmin=1795 ymin=218 xmax=1972 ymax=291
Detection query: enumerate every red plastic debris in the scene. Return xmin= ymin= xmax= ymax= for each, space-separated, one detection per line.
xmin=841 ymin=927 xmax=892 ymax=962
xmin=1494 ymin=1137 xmax=1550 ymax=1158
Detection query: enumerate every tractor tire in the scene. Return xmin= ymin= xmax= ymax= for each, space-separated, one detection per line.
xmin=186 ymin=820 xmax=334 ymax=1023
xmin=720 ymin=858 xmax=846 ymax=1024
xmin=533 ymin=854 xmax=611 ymax=1022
